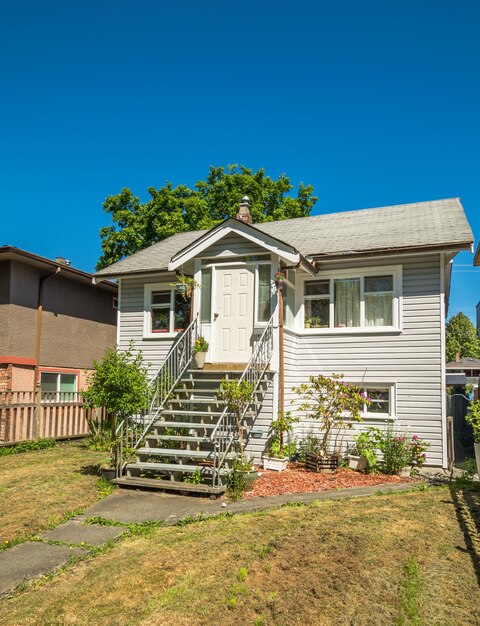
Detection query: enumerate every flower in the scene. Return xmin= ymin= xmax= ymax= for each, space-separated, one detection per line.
xmin=412 ymin=434 xmax=419 ymax=440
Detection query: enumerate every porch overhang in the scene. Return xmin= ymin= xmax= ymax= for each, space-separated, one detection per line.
xmin=167 ymin=217 xmax=317 ymax=275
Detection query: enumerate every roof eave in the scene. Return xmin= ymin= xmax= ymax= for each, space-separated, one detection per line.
xmin=311 ymin=241 xmax=473 ymax=262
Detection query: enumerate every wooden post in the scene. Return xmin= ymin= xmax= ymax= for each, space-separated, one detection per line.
xmin=278 ymin=287 xmax=285 ymax=425
xmin=34 ymin=381 xmax=42 ymax=440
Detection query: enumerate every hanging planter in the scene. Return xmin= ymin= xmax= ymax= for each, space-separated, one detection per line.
xmin=170 ymin=274 xmax=200 ymax=300
xmin=274 ymin=271 xmax=286 ymax=291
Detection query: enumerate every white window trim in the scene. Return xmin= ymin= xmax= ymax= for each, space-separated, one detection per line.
xmin=298 ymin=265 xmax=403 ymax=334
xmin=359 ymin=383 xmax=396 ymax=421
xmin=143 ymin=283 xmax=178 ymax=339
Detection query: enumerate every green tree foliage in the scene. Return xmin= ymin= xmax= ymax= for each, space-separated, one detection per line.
xmin=445 ymin=312 xmax=480 ymax=362
xmin=97 ymin=165 xmax=317 ymax=269
xmin=83 ymin=343 xmax=149 ymax=422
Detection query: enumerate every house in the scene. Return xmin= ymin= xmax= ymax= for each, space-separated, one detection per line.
xmin=0 ymin=246 xmax=117 ymax=397
xmin=95 ymin=197 xmax=474 ymax=493
xmin=446 ymin=354 xmax=480 ymax=398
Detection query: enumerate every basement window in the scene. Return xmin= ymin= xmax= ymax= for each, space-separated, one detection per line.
xmin=40 ymin=372 xmax=78 ymax=402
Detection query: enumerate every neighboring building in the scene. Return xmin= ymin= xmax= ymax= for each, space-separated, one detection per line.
xmin=0 ymin=246 xmax=117 ymax=395
xmin=96 ymin=197 xmax=473 ymax=489
xmin=446 ymin=355 xmax=480 ymax=397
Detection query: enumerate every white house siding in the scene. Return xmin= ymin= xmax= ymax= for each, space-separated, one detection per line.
xmin=199 ymin=233 xmax=269 ymax=259
xmin=118 ymin=273 xmax=177 ymax=376
xmin=284 ymin=254 xmax=445 ymax=466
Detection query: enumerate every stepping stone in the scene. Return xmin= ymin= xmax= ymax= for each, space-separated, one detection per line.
xmin=39 ymin=521 xmax=125 ymax=547
xmin=0 ymin=542 xmax=85 ymax=596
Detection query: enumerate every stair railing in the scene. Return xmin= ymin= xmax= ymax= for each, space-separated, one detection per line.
xmin=115 ymin=315 xmax=199 ymax=477
xmin=211 ymin=314 xmax=274 ymax=488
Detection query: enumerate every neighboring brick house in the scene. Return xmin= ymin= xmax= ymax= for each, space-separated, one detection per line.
xmin=0 ymin=246 xmax=117 ymax=396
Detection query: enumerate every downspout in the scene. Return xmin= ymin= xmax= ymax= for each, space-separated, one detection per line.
xmin=34 ymin=267 xmax=61 ymax=387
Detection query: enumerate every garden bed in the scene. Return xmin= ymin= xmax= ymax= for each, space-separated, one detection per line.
xmin=244 ymin=462 xmax=415 ymax=499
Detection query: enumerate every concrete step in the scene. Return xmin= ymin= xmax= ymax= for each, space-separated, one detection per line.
xmin=146 ymin=434 xmax=211 ymax=444
xmin=137 ymin=447 xmax=234 ymax=459
xmin=112 ymin=476 xmax=225 ymax=496
xmin=153 ymin=421 xmax=218 ymax=430
xmin=126 ymin=461 xmax=228 ymax=475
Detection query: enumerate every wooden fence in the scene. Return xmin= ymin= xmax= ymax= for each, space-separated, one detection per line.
xmin=0 ymin=391 xmax=107 ymax=444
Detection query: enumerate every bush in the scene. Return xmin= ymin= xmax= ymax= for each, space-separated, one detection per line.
xmin=0 ymin=438 xmax=56 ymax=456
xmin=465 ymin=400 xmax=480 ymax=443
xmin=297 ymin=433 xmax=323 ymax=462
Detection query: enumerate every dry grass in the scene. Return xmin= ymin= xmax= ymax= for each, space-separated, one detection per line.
xmin=1 ymin=486 xmax=480 ymax=625
xmin=0 ymin=441 xmax=108 ymax=543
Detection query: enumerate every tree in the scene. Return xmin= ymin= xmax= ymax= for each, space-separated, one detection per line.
xmin=83 ymin=344 xmax=149 ymax=466
xmin=97 ymin=165 xmax=317 ymax=269
xmin=445 ymin=312 xmax=480 ymax=362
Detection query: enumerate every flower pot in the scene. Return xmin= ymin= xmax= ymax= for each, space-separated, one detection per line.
xmin=237 ymin=469 xmax=258 ymax=491
xmin=474 ymin=442 xmax=480 ymax=477
xmin=396 ymin=466 xmax=411 ymax=478
xmin=263 ymin=456 xmax=288 ymax=472
xmin=194 ymin=352 xmax=206 ymax=369
xmin=304 ymin=323 xmax=311 ymax=329
xmin=275 ymin=280 xmax=285 ymax=291
xmin=101 ymin=467 xmax=116 ymax=481
xmin=348 ymin=455 xmax=368 ymax=472
xmin=305 ymin=452 xmax=339 ymax=473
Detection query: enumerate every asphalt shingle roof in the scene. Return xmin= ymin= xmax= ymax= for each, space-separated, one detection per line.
xmin=96 ymin=198 xmax=473 ymax=277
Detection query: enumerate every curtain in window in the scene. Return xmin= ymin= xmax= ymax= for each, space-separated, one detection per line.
xmin=334 ymin=278 xmax=360 ymax=327
xmin=365 ymin=293 xmax=393 ymax=326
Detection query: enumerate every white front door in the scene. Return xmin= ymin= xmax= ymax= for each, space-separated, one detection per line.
xmin=213 ymin=266 xmax=255 ymax=363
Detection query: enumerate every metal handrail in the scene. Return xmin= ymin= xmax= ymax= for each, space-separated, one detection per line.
xmin=115 ymin=315 xmax=199 ymax=476
xmin=211 ymin=315 xmax=274 ymax=487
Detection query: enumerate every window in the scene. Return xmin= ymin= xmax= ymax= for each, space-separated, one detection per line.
xmin=145 ymin=284 xmax=191 ymax=336
xmin=304 ymin=280 xmax=330 ymax=328
xmin=40 ymin=372 xmax=77 ymax=401
xmin=257 ymin=264 xmax=271 ymax=323
xmin=362 ymin=386 xmax=392 ymax=416
xmin=364 ymin=276 xmax=393 ymax=327
xmin=303 ymin=267 xmax=400 ymax=331
xmin=112 ymin=296 xmax=118 ymax=310
xmin=200 ymin=268 xmax=212 ymax=323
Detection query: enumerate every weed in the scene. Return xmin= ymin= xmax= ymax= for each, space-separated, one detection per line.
xmin=265 ymin=562 xmax=271 ymax=574
xmin=237 ymin=566 xmax=248 ymax=582
xmin=96 ymin=476 xmax=117 ymax=498
xmin=0 ymin=438 xmax=56 ymax=457
xmin=255 ymin=616 xmax=266 ymax=626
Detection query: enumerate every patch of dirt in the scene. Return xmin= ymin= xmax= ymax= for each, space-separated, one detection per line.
xmin=244 ymin=462 xmax=414 ymax=499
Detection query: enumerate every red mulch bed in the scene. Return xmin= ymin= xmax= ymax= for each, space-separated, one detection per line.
xmin=244 ymin=462 xmax=415 ymax=499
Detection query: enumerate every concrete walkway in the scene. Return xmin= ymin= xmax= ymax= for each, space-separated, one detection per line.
xmin=0 ymin=481 xmax=415 ymax=596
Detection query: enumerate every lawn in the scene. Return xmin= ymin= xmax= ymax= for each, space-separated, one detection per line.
xmin=1 ymin=486 xmax=479 ymax=625
xmin=0 ymin=441 xmax=109 ymax=544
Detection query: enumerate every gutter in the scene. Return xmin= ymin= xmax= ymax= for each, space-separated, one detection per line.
xmin=34 ymin=267 xmax=61 ymax=386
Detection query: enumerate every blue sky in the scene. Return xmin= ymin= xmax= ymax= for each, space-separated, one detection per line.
xmin=1 ymin=0 xmax=479 ymax=321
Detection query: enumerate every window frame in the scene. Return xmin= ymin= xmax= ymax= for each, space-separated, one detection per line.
xmin=360 ymin=384 xmax=395 ymax=419
xmin=40 ymin=371 xmax=78 ymax=402
xmin=143 ymin=283 xmax=191 ymax=338
xmin=300 ymin=265 xmax=402 ymax=334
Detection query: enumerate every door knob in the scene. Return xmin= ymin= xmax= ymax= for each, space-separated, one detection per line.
xmin=214 ymin=313 xmax=219 ymax=320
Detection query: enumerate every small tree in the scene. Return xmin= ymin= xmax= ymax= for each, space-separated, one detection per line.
xmin=465 ymin=399 xmax=480 ymax=443
xmin=83 ymin=344 xmax=149 ymax=465
xmin=218 ymin=378 xmax=253 ymax=455
xmin=293 ymin=373 xmax=366 ymax=456
xmin=446 ymin=312 xmax=480 ymax=362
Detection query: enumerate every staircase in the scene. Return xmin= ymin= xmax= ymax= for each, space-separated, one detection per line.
xmin=112 ymin=315 xmax=274 ymax=497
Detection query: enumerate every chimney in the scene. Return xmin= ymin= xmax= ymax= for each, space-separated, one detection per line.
xmin=236 ymin=195 xmax=252 ymax=225
xmin=54 ymin=257 xmax=71 ymax=266
xmin=455 ymin=352 xmax=461 ymax=362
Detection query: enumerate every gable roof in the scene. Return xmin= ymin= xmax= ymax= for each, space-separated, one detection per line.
xmin=95 ymin=197 xmax=473 ymax=278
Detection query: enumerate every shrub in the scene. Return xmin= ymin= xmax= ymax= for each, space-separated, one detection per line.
xmin=297 ymin=433 xmax=323 ymax=462
xmin=293 ymin=373 xmax=367 ymax=456
xmin=266 ymin=411 xmax=298 ymax=459
xmin=0 ymin=438 xmax=56 ymax=456
xmin=465 ymin=400 xmax=480 ymax=443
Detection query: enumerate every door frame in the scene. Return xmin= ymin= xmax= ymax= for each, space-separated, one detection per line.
xmin=193 ymin=255 xmax=274 ymax=363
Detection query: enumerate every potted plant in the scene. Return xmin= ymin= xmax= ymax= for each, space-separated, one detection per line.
xmin=263 ymin=411 xmax=298 ymax=471
xmin=170 ymin=274 xmax=200 ymax=300
xmin=465 ymin=400 xmax=480 ymax=475
xmin=193 ymin=336 xmax=209 ymax=369
xmin=348 ymin=429 xmax=379 ymax=472
xmin=304 ymin=317 xmax=312 ymax=329
xmin=230 ymin=454 xmax=258 ymax=495
xmin=293 ymin=374 xmax=366 ymax=473
xmin=274 ymin=270 xmax=286 ymax=290
xmin=310 ymin=316 xmax=324 ymax=329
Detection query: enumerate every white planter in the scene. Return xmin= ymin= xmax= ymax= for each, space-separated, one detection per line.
xmin=474 ymin=442 xmax=480 ymax=477
xmin=396 ymin=466 xmax=411 ymax=478
xmin=194 ymin=352 xmax=206 ymax=369
xmin=263 ymin=456 xmax=288 ymax=472
xmin=348 ymin=455 xmax=368 ymax=472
